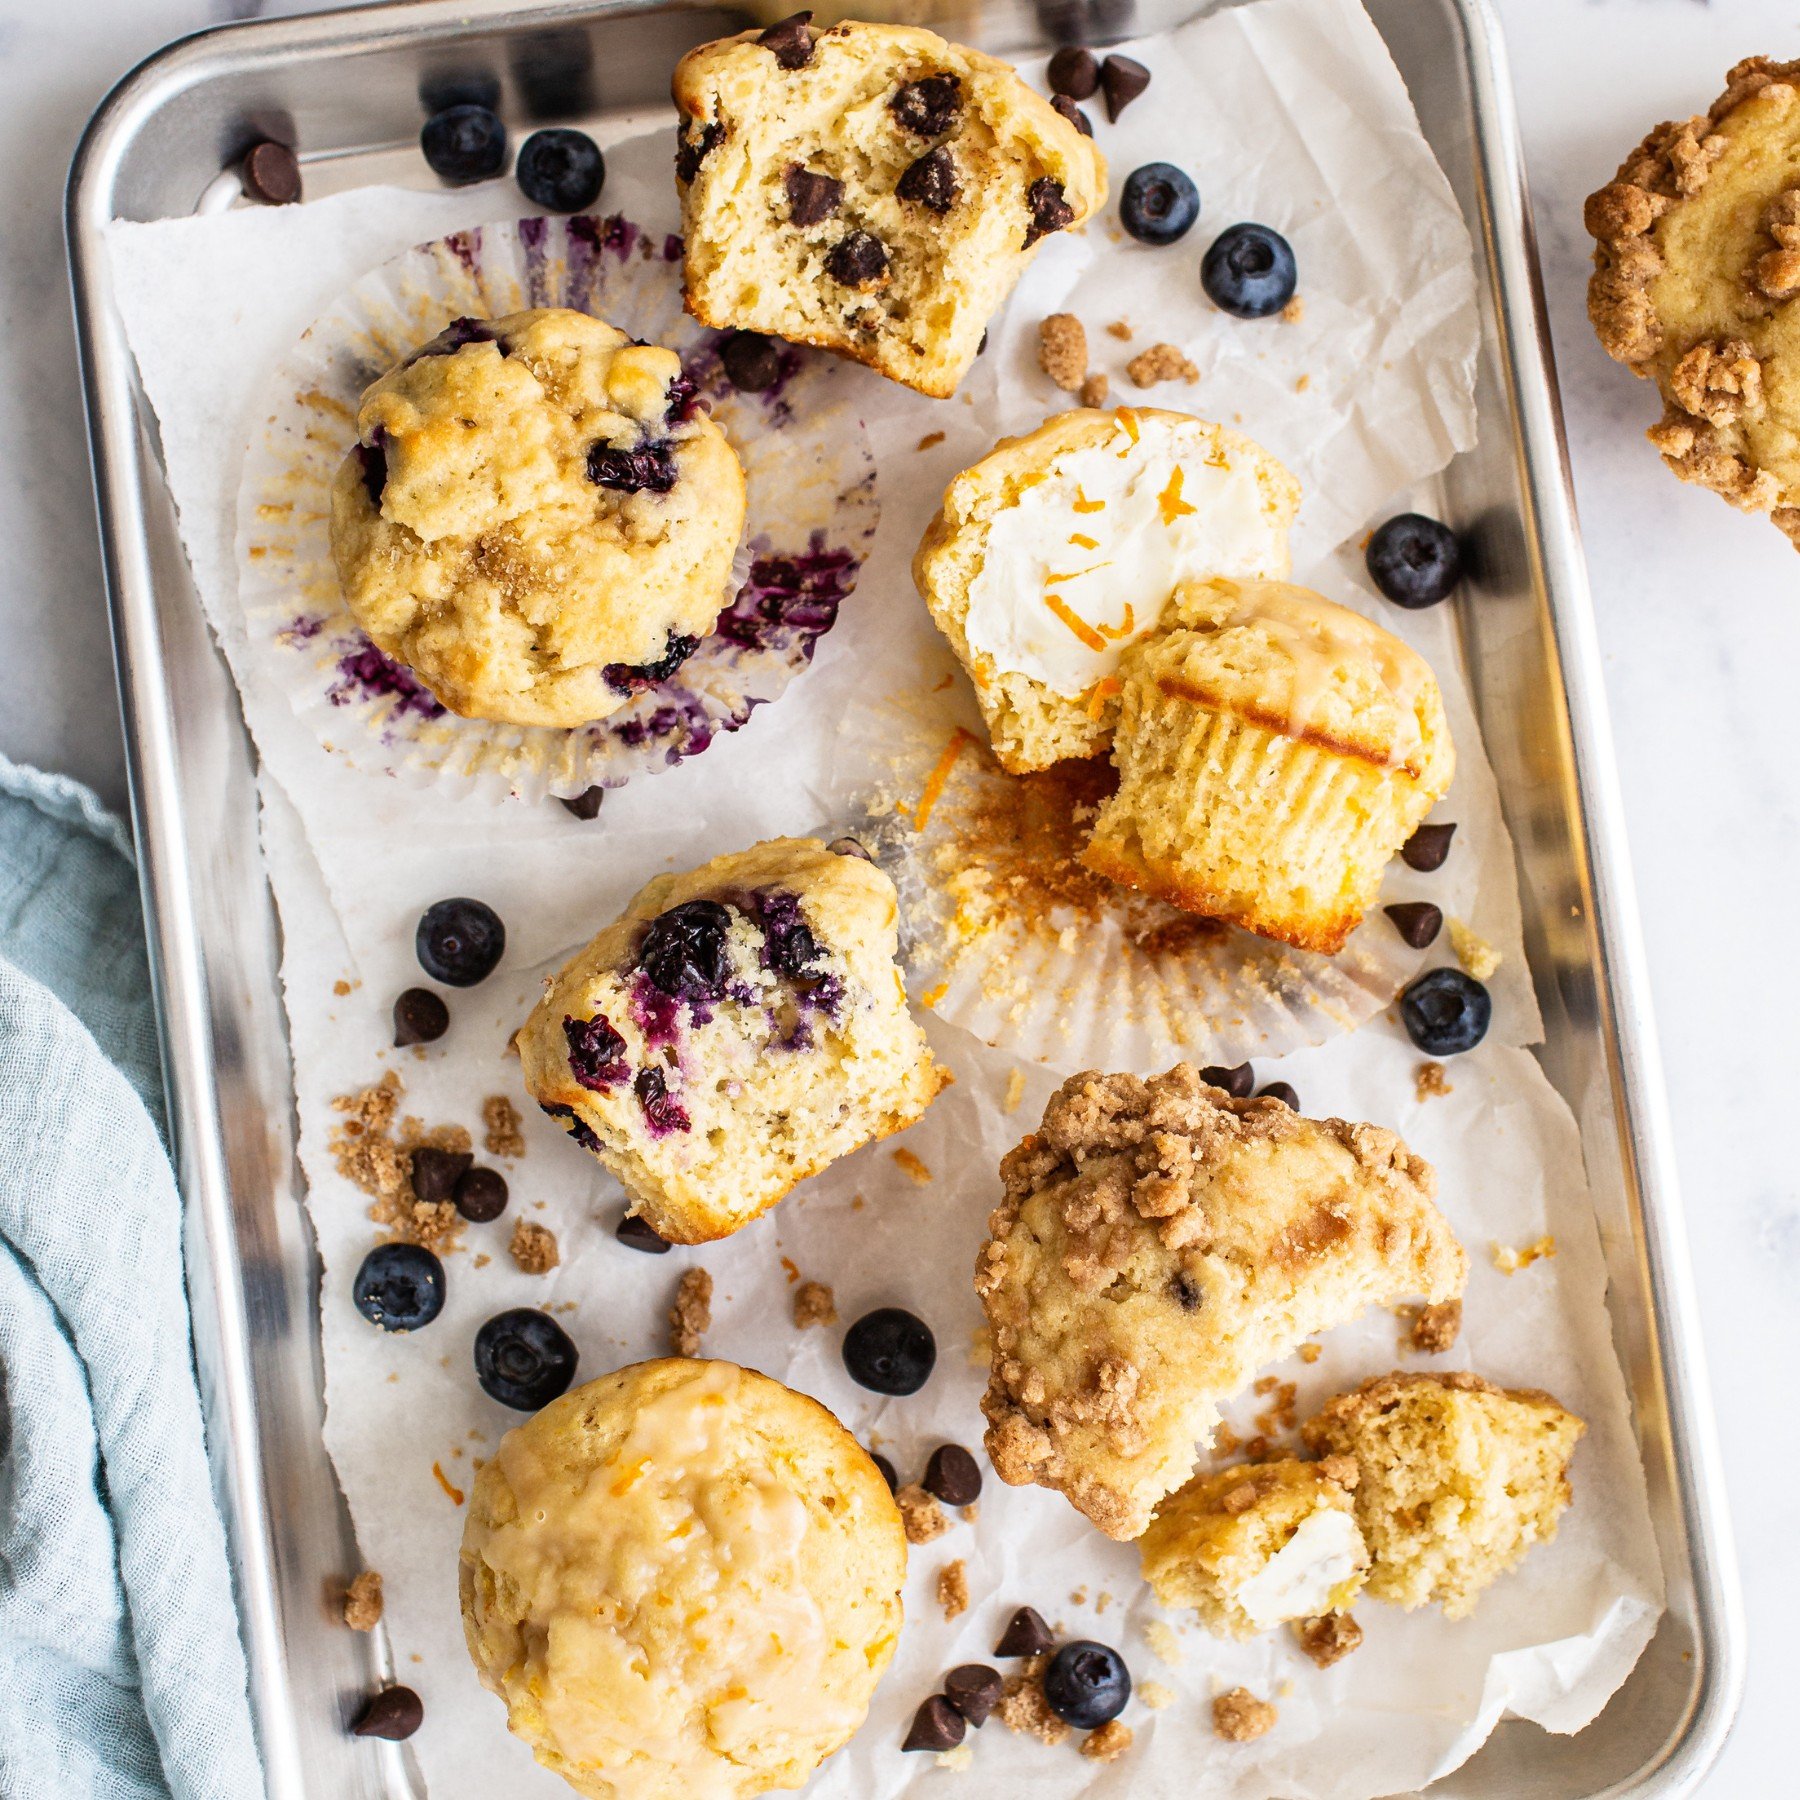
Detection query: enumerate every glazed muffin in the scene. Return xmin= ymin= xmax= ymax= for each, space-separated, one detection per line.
xmin=673 ymin=14 xmax=1106 ymax=398
xmin=913 ymin=409 xmax=1301 ymax=772
xmin=1586 ymin=56 xmax=1800 ymax=548
xmin=517 ymin=837 xmax=948 ymax=1243
xmin=1138 ymin=1455 xmax=1369 ymax=1638
xmin=975 ymin=1065 xmax=1467 ymax=1540
xmin=460 ymin=1358 xmax=906 ymax=1800
xmin=1082 ymin=576 xmax=1454 ymax=955
xmin=1301 ymin=1371 xmax=1585 ymax=1618
xmin=329 ymin=308 xmax=746 ymax=726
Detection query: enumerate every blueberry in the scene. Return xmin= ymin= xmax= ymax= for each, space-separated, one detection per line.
xmin=754 ymin=889 xmax=821 ymax=977
xmin=353 ymin=1243 xmax=445 ymax=1332
xmin=1042 ymin=1641 xmax=1130 ymax=1728
xmin=356 ymin=441 xmax=386 ymax=508
xmin=515 ymin=127 xmax=605 ymax=212
xmin=587 ymin=440 xmax=679 ymax=493
xmin=473 ymin=1308 xmax=579 ymax=1410
xmin=1367 ymin=512 xmax=1464 ymax=609
xmin=420 ymin=104 xmax=508 ymax=185
xmin=842 ymin=1306 xmax=935 ymax=1395
xmin=415 ymin=897 xmax=505 ymax=986
xmin=1120 ymin=163 xmax=1199 ymax=247
xmin=602 ymin=632 xmax=699 ymax=696
xmin=634 ymin=1066 xmax=692 ymax=1135
xmin=563 ymin=1012 xmax=630 ymax=1090
xmin=1201 ymin=222 xmax=1297 ymax=319
xmin=640 ymin=899 xmax=732 ymax=1000
xmin=1399 ymin=967 xmax=1492 ymax=1055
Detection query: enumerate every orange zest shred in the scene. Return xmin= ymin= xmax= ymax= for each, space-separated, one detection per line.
xmin=1045 ymin=593 xmax=1107 ymax=652
xmin=1097 ymin=604 xmax=1137 ymax=643
xmin=1113 ymin=407 xmax=1141 ymax=447
xmin=1043 ymin=562 xmax=1112 ymax=585
xmin=913 ymin=727 xmax=974 ymax=833
xmin=1085 ymin=676 xmax=1123 ymax=719
xmin=1072 ymin=488 xmax=1106 ymax=514
xmin=1069 ymin=532 xmax=1100 ymax=549
xmin=919 ymin=981 xmax=949 ymax=1009
xmin=1158 ymin=466 xmax=1198 ymax=524
xmin=610 ymin=1457 xmax=650 ymax=1496
xmin=431 ymin=1461 xmax=465 ymax=1506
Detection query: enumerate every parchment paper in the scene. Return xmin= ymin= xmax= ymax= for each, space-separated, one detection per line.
xmin=103 ymin=2 xmax=1662 ymax=1794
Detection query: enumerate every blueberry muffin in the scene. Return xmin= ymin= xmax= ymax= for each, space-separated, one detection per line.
xmin=1302 ymin=1371 xmax=1584 ymax=1618
xmin=1082 ymin=576 xmax=1454 ymax=955
xmin=976 ymin=1065 xmax=1466 ymax=1540
xmin=1138 ymin=1455 xmax=1369 ymax=1638
xmin=913 ymin=409 xmax=1301 ymax=772
xmin=673 ymin=14 xmax=1106 ymax=398
xmin=329 ymin=308 xmax=746 ymax=726
xmin=460 ymin=1357 xmax=906 ymax=1800
xmin=1586 ymin=56 xmax=1800 ymax=547
xmin=517 ymin=837 xmax=948 ymax=1243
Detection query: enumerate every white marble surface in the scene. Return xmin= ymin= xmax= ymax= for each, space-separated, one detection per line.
xmin=0 ymin=0 xmax=1785 ymax=1791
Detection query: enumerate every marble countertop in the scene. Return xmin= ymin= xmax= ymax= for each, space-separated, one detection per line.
xmin=1 ymin=0 xmax=1785 ymax=1791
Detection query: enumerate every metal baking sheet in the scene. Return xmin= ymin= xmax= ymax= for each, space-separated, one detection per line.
xmin=65 ymin=2 xmax=1743 ymax=1795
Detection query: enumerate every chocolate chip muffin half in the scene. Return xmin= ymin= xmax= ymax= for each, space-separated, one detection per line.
xmin=673 ymin=14 xmax=1106 ymax=398
xmin=1586 ymin=56 xmax=1800 ymax=547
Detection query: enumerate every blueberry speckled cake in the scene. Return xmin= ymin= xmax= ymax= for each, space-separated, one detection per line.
xmin=517 ymin=836 xmax=948 ymax=1242
xmin=329 ymin=307 xmax=745 ymax=726
xmin=672 ymin=14 xmax=1106 ymax=397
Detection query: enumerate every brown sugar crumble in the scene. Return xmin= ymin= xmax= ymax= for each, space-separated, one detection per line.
xmin=1038 ymin=312 xmax=1089 ymax=391
xmin=937 ymin=1558 xmax=969 ymax=1620
xmin=483 ymin=1095 xmax=525 ymax=1159
xmin=1294 ymin=1611 xmax=1363 ymax=1668
xmin=1126 ymin=342 xmax=1199 ymax=387
xmin=1106 ymin=319 xmax=1133 ymax=341
xmin=670 ymin=1267 xmax=713 ymax=1356
xmin=997 ymin=1655 xmax=1070 ymax=1746
xmin=1213 ymin=1687 xmax=1278 ymax=1742
xmin=1252 ymin=1377 xmax=1298 ymax=1437
xmin=509 ymin=1219 xmax=559 ymax=1275
xmin=331 ymin=1073 xmax=470 ymax=1254
xmin=1081 ymin=1720 xmax=1133 ymax=1762
xmin=1298 ymin=1342 xmax=1323 ymax=1364
xmin=343 ymin=1570 xmax=383 ymax=1631
xmin=793 ymin=1279 xmax=838 ymax=1328
xmin=1079 ymin=372 xmax=1110 ymax=409
xmin=1281 ymin=294 xmax=1306 ymax=324
xmin=896 ymin=1483 xmax=950 ymax=1544
xmin=1411 ymin=1297 xmax=1463 ymax=1354
xmin=1415 ymin=1060 xmax=1453 ymax=1102
xmin=332 ymin=978 xmax=352 ymax=997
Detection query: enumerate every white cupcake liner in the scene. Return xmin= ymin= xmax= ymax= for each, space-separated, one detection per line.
xmin=235 ymin=213 xmax=878 ymax=801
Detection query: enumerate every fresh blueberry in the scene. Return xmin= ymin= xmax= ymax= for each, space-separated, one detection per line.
xmin=353 ymin=1244 xmax=445 ymax=1332
xmin=755 ymin=889 xmax=821 ymax=977
xmin=1120 ymin=163 xmax=1199 ymax=246
xmin=842 ymin=1307 xmax=936 ymax=1395
xmin=415 ymin=898 xmax=505 ymax=987
xmin=540 ymin=1100 xmax=602 ymax=1153
xmin=1367 ymin=513 xmax=1464 ymax=609
xmin=515 ymin=127 xmax=605 ymax=212
xmin=1201 ymin=222 xmax=1297 ymax=318
xmin=473 ymin=1308 xmax=579 ymax=1410
xmin=356 ymin=441 xmax=386 ymax=509
xmin=587 ymin=440 xmax=679 ymax=494
xmin=1399 ymin=967 xmax=1492 ymax=1055
xmin=640 ymin=899 xmax=732 ymax=1000
xmin=1042 ymin=1641 xmax=1131 ymax=1728
xmin=602 ymin=632 xmax=699 ymax=696
xmin=420 ymin=104 xmax=508 ymax=185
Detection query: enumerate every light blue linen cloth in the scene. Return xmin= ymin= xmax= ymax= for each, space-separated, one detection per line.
xmin=0 ymin=753 xmax=264 ymax=1799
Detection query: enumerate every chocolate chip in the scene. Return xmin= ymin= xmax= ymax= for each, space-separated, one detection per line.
xmin=1170 ymin=1272 xmax=1202 ymax=1311
xmin=1100 ymin=54 xmax=1151 ymax=121
xmin=454 ymin=1166 xmax=508 ymax=1222
xmin=1051 ymin=95 xmax=1093 ymax=137
xmin=559 ymin=786 xmax=605 ymax=820
xmin=870 ymin=1450 xmax=898 ymax=1490
xmin=1384 ymin=901 xmax=1444 ymax=948
xmin=827 ymin=835 xmax=874 ymax=861
xmin=392 ymin=987 xmax=449 ymax=1047
xmin=1257 ymin=1081 xmax=1301 ymax=1110
xmin=616 ymin=1213 xmax=672 ymax=1253
xmin=719 ymin=330 xmax=783 ymax=392
xmin=944 ymin=1663 xmax=1004 ymax=1727
xmin=351 ymin=1686 xmax=423 ymax=1740
xmin=784 ymin=163 xmax=843 ymax=226
xmin=977 ymin=329 xmax=988 ymax=355
xmin=756 ymin=11 xmax=815 ymax=70
xmin=409 ymin=1146 xmax=473 ymax=1205
xmin=1023 ymin=177 xmax=1075 ymax=247
xmin=995 ymin=1604 xmax=1055 ymax=1657
xmin=896 ymin=145 xmax=959 ymax=213
xmin=241 ymin=140 xmax=301 ymax=205
xmin=902 ymin=1695 xmax=966 ymax=1752
xmin=1200 ymin=1062 xmax=1255 ymax=1099
xmin=675 ymin=119 xmax=722 ymax=185
xmin=1047 ymin=46 xmax=1100 ymax=100
xmin=1401 ymin=822 xmax=1456 ymax=872
xmin=890 ymin=73 xmax=962 ymax=137
xmin=922 ymin=1443 xmax=982 ymax=1505
xmin=826 ymin=229 xmax=889 ymax=289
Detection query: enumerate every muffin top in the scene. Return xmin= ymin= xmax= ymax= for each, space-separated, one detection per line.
xmin=460 ymin=1357 xmax=906 ymax=1800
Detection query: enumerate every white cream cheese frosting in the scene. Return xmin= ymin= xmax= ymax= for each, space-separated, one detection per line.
xmin=1233 ymin=1504 xmax=1369 ymax=1630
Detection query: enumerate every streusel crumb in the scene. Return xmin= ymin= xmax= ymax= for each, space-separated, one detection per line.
xmin=1411 ymin=1298 xmax=1462 ymax=1354
xmin=1126 ymin=342 xmax=1199 ymax=387
xmin=1081 ymin=1720 xmax=1133 ymax=1761
xmin=1282 ymin=295 xmax=1306 ymax=324
xmin=509 ymin=1219 xmax=559 ymax=1275
xmin=1415 ymin=1061 xmax=1453 ymax=1102
xmin=483 ymin=1094 xmax=525 ymax=1159
xmin=937 ymin=1558 xmax=969 ymax=1619
xmin=1079 ymin=372 xmax=1110 ymax=408
xmin=1039 ymin=313 xmax=1088 ymax=391
xmin=1213 ymin=1687 xmax=1277 ymax=1742
xmin=997 ymin=1655 xmax=1070 ymax=1745
xmin=1294 ymin=1611 xmax=1363 ymax=1668
xmin=670 ymin=1267 xmax=713 ymax=1356
xmin=1106 ymin=319 xmax=1133 ymax=340
xmin=897 ymin=1483 xmax=950 ymax=1544
xmin=343 ymin=1570 xmax=383 ymax=1631
xmin=793 ymin=1279 xmax=838 ymax=1327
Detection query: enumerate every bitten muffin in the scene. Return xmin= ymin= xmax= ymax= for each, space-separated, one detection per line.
xmin=672 ymin=14 xmax=1106 ymax=398
xmin=1138 ymin=1455 xmax=1369 ymax=1638
xmin=1586 ymin=57 xmax=1800 ymax=548
xmin=1301 ymin=1370 xmax=1585 ymax=1618
xmin=913 ymin=409 xmax=1301 ymax=772
xmin=460 ymin=1358 xmax=906 ymax=1800
xmin=329 ymin=307 xmax=746 ymax=726
xmin=975 ymin=1065 xmax=1467 ymax=1540
xmin=517 ymin=837 xmax=948 ymax=1243
xmin=1081 ymin=576 xmax=1454 ymax=955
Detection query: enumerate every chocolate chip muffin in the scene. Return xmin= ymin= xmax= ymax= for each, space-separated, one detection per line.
xmin=1586 ymin=56 xmax=1800 ymax=547
xmin=673 ymin=14 xmax=1106 ymax=398
xmin=329 ymin=308 xmax=746 ymax=726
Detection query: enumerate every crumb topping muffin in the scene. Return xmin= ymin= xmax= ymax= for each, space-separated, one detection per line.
xmin=913 ymin=409 xmax=1301 ymax=772
xmin=673 ymin=16 xmax=1106 ymax=398
xmin=975 ymin=1064 xmax=1467 ymax=1540
xmin=1082 ymin=576 xmax=1454 ymax=954
xmin=460 ymin=1358 xmax=906 ymax=1800
xmin=1301 ymin=1370 xmax=1584 ymax=1618
xmin=329 ymin=307 xmax=746 ymax=726
xmin=517 ymin=837 xmax=948 ymax=1243
xmin=1586 ymin=56 xmax=1800 ymax=547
